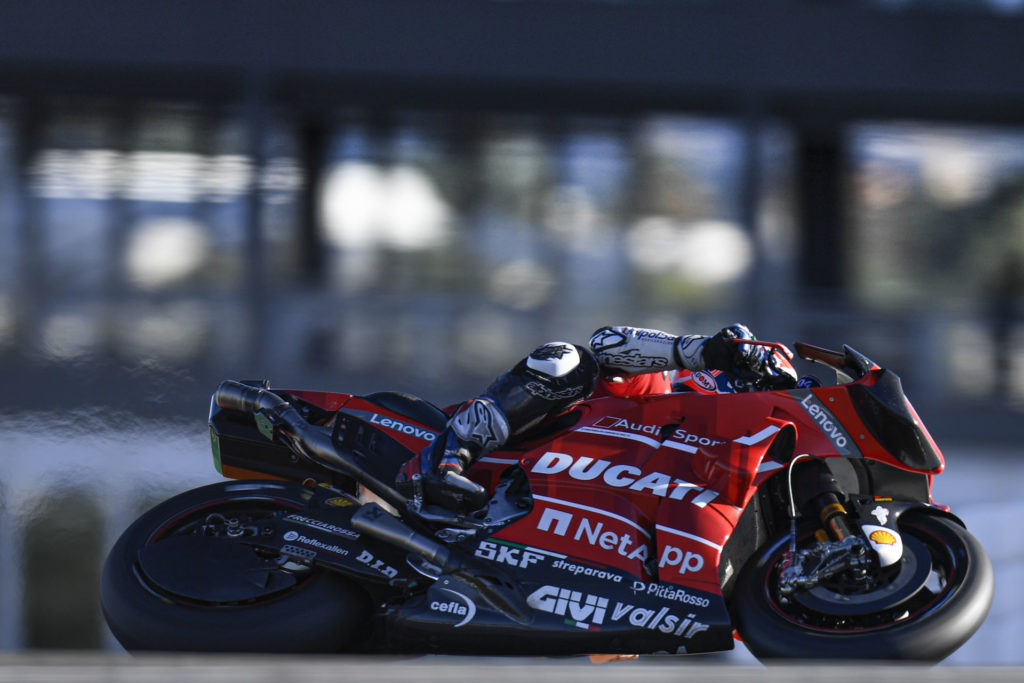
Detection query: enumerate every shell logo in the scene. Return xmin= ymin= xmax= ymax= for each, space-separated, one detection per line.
xmin=869 ymin=529 xmax=897 ymax=546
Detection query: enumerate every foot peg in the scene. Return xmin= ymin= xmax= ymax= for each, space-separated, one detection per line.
xmin=408 ymin=470 xmax=490 ymax=513
xmin=442 ymin=471 xmax=489 ymax=506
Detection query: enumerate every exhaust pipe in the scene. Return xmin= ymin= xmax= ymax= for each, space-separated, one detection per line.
xmin=351 ymin=502 xmax=452 ymax=569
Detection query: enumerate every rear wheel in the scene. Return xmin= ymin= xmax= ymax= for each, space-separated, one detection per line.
xmin=101 ymin=481 xmax=370 ymax=653
xmin=731 ymin=512 xmax=993 ymax=661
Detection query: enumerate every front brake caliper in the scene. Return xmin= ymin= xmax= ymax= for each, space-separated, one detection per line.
xmin=778 ymin=535 xmax=872 ymax=598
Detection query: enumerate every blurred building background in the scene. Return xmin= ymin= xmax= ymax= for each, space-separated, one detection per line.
xmin=1 ymin=0 xmax=1023 ymax=662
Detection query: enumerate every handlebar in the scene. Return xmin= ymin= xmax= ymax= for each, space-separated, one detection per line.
xmin=719 ymin=338 xmax=797 ymax=392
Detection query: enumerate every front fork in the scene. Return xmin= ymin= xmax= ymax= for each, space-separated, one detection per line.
xmin=777 ymin=457 xmax=904 ymax=600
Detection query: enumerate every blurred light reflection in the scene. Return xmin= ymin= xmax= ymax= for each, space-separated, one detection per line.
xmin=626 ymin=217 xmax=753 ymax=285
xmin=115 ymin=301 xmax=209 ymax=363
xmin=489 ymin=259 xmax=555 ymax=311
xmin=30 ymin=149 xmax=296 ymax=203
xmin=0 ymin=295 xmax=12 ymax=349
xmin=321 ymin=161 xmax=451 ymax=251
xmin=125 ymin=217 xmax=210 ymax=290
xmin=40 ymin=311 xmax=100 ymax=361
xmin=851 ymin=122 xmax=1024 ymax=310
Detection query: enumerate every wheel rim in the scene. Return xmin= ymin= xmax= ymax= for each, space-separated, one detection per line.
xmin=762 ymin=519 xmax=963 ymax=633
xmin=136 ymin=499 xmax=308 ymax=606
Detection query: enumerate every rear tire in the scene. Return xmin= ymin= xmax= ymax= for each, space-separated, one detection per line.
xmin=731 ymin=511 xmax=993 ymax=661
xmin=101 ymin=481 xmax=371 ymax=653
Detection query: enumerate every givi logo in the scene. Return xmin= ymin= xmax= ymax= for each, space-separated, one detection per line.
xmin=527 ymin=584 xmax=711 ymax=639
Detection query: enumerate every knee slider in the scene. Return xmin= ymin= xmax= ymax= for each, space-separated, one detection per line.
xmin=520 ymin=342 xmax=597 ymax=403
xmin=526 ymin=342 xmax=582 ymax=379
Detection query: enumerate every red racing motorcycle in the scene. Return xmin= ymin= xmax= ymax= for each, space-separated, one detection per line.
xmin=100 ymin=340 xmax=993 ymax=661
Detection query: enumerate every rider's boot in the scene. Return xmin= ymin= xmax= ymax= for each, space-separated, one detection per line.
xmin=439 ymin=341 xmax=598 ymax=471
xmin=414 ymin=341 xmax=599 ymax=506
xmin=435 ymin=395 xmax=511 ymax=476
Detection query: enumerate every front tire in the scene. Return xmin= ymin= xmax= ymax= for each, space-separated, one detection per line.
xmin=731 ymin=511 xmax=993 ymax=661
xmin=101 ymin=481 xmax=370 ymax=653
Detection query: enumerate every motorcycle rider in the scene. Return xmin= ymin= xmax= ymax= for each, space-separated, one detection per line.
xmin=425 ymin=323 xmax=771 ymax=478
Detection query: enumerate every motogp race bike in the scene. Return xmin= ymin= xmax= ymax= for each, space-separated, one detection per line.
xmin=101 ymin=340 xmax=993 ymax=661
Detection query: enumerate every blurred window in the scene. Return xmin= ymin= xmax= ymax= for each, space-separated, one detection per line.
xmin=849 ymin=122 xmax=1024 ymax=311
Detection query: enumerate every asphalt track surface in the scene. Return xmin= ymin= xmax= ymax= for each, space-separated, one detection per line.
xmin=0 ymin=654 xmax=1021 ymax=682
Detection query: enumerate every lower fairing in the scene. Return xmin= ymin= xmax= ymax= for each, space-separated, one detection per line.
xmin=379 ymin=569 xmax=733 ymax=656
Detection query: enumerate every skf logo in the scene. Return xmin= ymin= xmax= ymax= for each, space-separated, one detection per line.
xmin=475 ymin=540 xmax=545 ymax=568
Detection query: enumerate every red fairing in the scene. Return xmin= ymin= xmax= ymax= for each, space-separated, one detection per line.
xmin=279 ymin=388 xmax=353 ymax=412
xmin=592 ymin=373 xmax=673 ymax=398
xmin=280 ymin=390 xmax=445 ymax=454
xmin=290 ymin=352 xmax=945 ymax=598
xmin=466 ymin=366 xmax=942 ymax=593
xmin=473 ymin=393 xmax=787 ymax=595
xmin=336 ymin=395 xmax=443 ymax=452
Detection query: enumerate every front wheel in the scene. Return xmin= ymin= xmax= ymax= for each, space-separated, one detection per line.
xmin=101 ymin=481 xmax=371 ymax=653
xmin=730 ymin=511 xmax=993 ymax=661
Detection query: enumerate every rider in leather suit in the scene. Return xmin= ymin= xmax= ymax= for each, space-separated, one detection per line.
xmin=426 ymin=323 xmax=769 ymax=477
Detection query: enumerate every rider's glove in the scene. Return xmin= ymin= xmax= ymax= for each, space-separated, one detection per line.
xmin=702 ymin=324 xmax=766 ymax=380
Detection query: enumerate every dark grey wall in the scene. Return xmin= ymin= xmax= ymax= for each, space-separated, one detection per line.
xmin=1 ymin=1 xmax=1023 ymax=123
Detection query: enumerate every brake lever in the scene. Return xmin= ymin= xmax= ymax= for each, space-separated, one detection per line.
xmin=731 ymin=338 xmax=795 ymax=361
